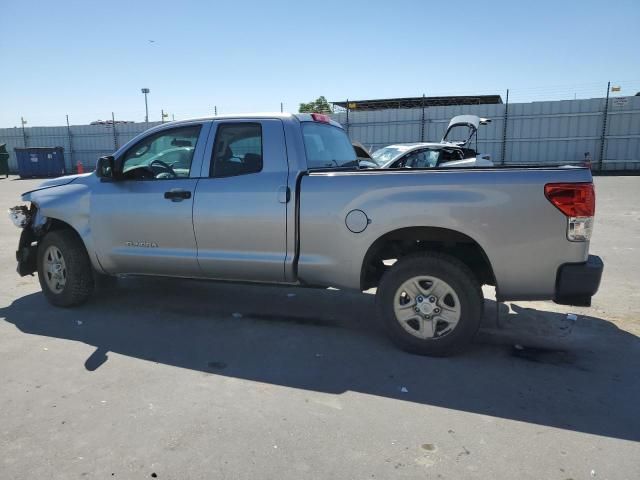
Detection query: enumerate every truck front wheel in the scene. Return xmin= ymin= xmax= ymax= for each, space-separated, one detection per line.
xmin=377 ymin=252 xmax=483 ymax=356
xmin=37 ymin=230 xmax=94 ymax=307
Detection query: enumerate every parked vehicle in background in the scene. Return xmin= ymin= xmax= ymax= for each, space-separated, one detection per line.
xmin=10 ymin=113 xmax=602 ymax=356
xmin=351 ymin=141 xmax=378 ymax=168
xmin=372 ymin=115 xmax=493 ymax=169
xmin=352 ymin=141 xmax=372 ymax=161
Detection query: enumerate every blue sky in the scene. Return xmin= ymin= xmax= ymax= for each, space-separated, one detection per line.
xmin=2 ymin=0 xmax=639 ymax=127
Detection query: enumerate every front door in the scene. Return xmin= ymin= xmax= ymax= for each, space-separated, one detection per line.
xmin=91 ymin=122 xmax=209 ymax=276
xmin=193 ymin=119 xmax=289 ymax=282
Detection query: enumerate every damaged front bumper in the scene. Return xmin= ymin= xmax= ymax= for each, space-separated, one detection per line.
xmin=16 ymin=227 xmax=38 ymax=276
xmin=9 ymin=204 xmax=40 ymax=276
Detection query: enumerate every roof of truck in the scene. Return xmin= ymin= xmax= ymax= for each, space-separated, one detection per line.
xmin=158 ymin=112 xmax=342 ymax=128
xmin=169 ymin=112 xmax=294 ymax=122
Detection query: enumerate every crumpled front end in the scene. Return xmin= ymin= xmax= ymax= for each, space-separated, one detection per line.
xmin=9 ymin=202 xmax=49 ymax=276
xmin=8 ymin=205 xmax=31 ymax=228
xmin=9 ymin=173 xmax=96 ymax=277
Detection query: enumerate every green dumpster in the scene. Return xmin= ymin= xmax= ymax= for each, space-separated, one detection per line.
xmin=0 ymin=144 xmax=10 ymax=178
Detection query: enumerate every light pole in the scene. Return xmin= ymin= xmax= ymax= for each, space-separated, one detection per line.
xmin=20 ymin=117 xmax=28 ymax=147
xmin=141 ymin=88 xmax=150 ymax=124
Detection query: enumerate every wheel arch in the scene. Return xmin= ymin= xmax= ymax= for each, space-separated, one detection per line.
xmin=360 ymin=226 xmax=496 ymax=291
xmin=30 ymin=214 xmax=103 ymax=274
xmin=46 ymin=217 xmax=85 ymax=239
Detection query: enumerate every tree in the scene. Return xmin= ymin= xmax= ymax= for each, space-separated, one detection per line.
xmin=299 ymin=96 xmax=333 ymax=113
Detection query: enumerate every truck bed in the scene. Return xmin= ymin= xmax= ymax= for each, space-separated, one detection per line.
xmin=297 ymin=166 xmax=593 ymax=300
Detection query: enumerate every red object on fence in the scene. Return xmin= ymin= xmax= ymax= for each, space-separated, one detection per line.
xmin=76 ymin=161 xmax=84 ymax=174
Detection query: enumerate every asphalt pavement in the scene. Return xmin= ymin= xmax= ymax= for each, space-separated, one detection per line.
xmin=0 ymin=175 xmax=638 ymax=479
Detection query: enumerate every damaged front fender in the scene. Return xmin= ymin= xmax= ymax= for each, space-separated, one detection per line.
xmin=12 ymin=173 xmax=98 ymax=277
xmin=31 ymin=206 xmax=49 ymax=233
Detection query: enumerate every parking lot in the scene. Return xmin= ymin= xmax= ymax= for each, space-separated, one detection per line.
xmin=0 ymin=175 xmax=638 ymax=479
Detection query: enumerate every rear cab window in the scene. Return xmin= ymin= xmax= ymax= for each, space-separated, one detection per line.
xmin=301 ymin=122 xmax=356 ymax=169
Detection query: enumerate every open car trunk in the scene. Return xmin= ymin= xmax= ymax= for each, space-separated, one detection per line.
xmin=441 ymin=115 xmax=491 ymax=149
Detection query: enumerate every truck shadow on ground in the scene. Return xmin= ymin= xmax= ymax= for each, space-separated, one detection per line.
xmin=2 ymin=276 xmax=639 ymax=442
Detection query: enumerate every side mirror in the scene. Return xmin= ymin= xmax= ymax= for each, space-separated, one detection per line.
xmin=96 ymin=155 xmax=115 ymax=182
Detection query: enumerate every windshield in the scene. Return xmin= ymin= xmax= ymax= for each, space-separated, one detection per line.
xmin=302 ymin=123 xmax=357 ymax=169
xmin=371 ymin=146 xmax=412 ymax=166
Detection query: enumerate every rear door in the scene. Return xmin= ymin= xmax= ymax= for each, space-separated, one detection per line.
xmin=192 ymin=119 xmax=289 ymax=282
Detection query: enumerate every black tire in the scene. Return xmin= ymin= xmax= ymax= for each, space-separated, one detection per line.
xmin=37 ymin=229 xmax=94 ymax=307
xmin=377 ymin=252 xmax=483 ymax=356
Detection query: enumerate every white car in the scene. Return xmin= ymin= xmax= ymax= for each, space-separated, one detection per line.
xmin=372 ymin=115 xmax=494 ymax=169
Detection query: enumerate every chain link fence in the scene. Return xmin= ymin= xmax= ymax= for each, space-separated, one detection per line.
xmin=0 ymin=119 xmax=164 ymax=174
xmin=1 ymin=86 xmax=639 ymax=173
xmin=331 ymin=92 xmax=640 ymax=172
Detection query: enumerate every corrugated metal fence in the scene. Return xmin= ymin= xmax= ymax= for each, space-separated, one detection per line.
xmin=0 ymin=121 xmax=162 ymax=173
xmin=330 ymin=96 xmax=640 ymax=170
xmin=1 ymin=96 xmax=638 ymax=173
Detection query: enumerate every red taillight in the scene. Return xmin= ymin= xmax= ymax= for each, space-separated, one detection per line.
xmin=544 ymin=183 xmax=595 ymax=217
xmin=311 ymin=113 xmax=330 ymax=123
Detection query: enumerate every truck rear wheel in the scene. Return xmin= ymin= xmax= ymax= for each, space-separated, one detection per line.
xmin=377 ymin=252 xmax=483 ymax=356
xmin=37 ymin=230 xmax=94 ymax=307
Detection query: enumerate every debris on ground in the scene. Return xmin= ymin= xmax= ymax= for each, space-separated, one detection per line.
xmin=400 ymin=387 xmax=409 ymax=393
xmin=231 ymin=312 xmax=243 ymax=318
xmin=557 ymin=313 xmax=579 ymax=336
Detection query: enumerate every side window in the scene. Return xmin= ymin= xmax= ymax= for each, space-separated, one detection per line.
xmin=439 ymin=149 xmax=464 ymax=163
xmin=398 ymin=150 xmax=421 ymax=168
xmin=404 ymin=149 xmax=439 ymax=168
xmin=210 ymin=123 xmax=263 ymax=177
xmin=121 ymin=125 xmax=201 ymax=180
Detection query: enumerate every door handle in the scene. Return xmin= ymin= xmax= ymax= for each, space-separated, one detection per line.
xmin=164 ymin=189 xmax=192 ymax=202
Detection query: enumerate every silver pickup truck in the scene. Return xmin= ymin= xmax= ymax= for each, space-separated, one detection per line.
xmin=9 ymin=113 xmax=603 ymax=356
